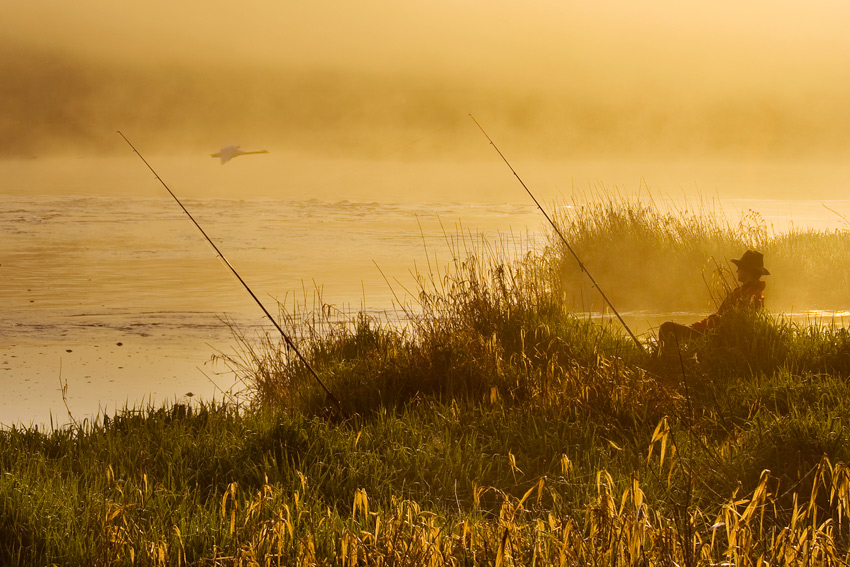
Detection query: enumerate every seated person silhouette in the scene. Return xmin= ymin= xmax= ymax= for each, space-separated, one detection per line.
xmin=656 ymin=250 xmax=769 ymax=359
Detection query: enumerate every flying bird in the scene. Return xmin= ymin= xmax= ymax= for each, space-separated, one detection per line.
xmin=210 ymin=145 xmax=269 ymax=165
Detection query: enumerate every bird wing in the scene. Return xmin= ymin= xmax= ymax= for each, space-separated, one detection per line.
xmin=211 ymin=145 xmax=240 ymax=164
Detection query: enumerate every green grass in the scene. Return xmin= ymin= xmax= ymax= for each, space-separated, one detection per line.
xmin=4 ymin=195 xmax=850 ymax=565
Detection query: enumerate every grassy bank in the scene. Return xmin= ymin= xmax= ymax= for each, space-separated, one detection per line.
xmin=3 ymin=197 xmax=850 ymax=565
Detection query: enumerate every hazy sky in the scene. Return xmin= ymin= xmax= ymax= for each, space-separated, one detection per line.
xmin=3 ymin=0 xmax=850 ymax=158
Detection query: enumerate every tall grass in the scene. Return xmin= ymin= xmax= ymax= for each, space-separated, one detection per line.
xmin=550 ymin=193 xmax=850 ymax=314
xmin=217 ymin=227 xmax=647 ymax=417
xmin=4 ymin=194 xmax=850 ymax=564
xmin=4 ymin=400 xmax=850 ymax=565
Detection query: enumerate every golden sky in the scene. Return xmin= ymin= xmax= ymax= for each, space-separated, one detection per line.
xmin=3 ymin=0 xmax=850 ymax=158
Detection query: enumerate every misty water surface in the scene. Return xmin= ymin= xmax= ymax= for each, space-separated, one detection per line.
xmin=2 ymin=154 xmax=850 ymax=427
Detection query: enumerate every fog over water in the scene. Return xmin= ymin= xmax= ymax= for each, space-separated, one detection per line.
xmin=2 ymin=153 xmax=849 ymax=428
xmin=3 ymin=1 xmax=850 ymax=162
xmin=3 ymin=1 xmax=850 ymax=426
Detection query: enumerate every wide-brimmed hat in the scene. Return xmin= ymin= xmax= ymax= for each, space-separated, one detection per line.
xmin=731 ymin=250 xmax=770 ymax=275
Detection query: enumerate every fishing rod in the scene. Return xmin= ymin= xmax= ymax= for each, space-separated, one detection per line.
xmin=117 ymin=131 xmax=343 ymax=409
xmin=469 ymin=115 xmax=644 ymax=352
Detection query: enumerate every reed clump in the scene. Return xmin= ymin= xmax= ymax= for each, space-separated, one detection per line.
xmin=218 ymin=229 xmax=674 ymax=427
xmin=551 ymin=194 xmax=850 ymax=313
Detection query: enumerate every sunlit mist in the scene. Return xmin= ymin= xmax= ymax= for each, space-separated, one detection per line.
xmin=4 ymin=1 xmax=850 ymax=430
xmin=2 ymin=0 xmax=850 ymax=160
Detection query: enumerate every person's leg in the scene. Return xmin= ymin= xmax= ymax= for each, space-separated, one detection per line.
xmin=656 ymin=321 xmax=701 ymax=358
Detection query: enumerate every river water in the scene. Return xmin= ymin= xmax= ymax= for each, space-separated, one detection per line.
xmin=2 ymin=154 xmax=850 ymax=427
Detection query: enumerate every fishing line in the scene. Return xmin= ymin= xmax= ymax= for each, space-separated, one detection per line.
xmin=469 ymin=115 xmax=644 ymax=351
xmin=117 ymin=131 xmax=342 ymax=409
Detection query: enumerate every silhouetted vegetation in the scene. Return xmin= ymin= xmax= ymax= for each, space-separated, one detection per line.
xmin=4 ymin=199 xmax=850 ymax=565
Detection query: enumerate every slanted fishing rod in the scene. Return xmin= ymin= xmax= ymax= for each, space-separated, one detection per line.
xmin=117 ymin=131 xmax=343 ymax=409
xmin=469 ymin=116 xmax=644 ymax=352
